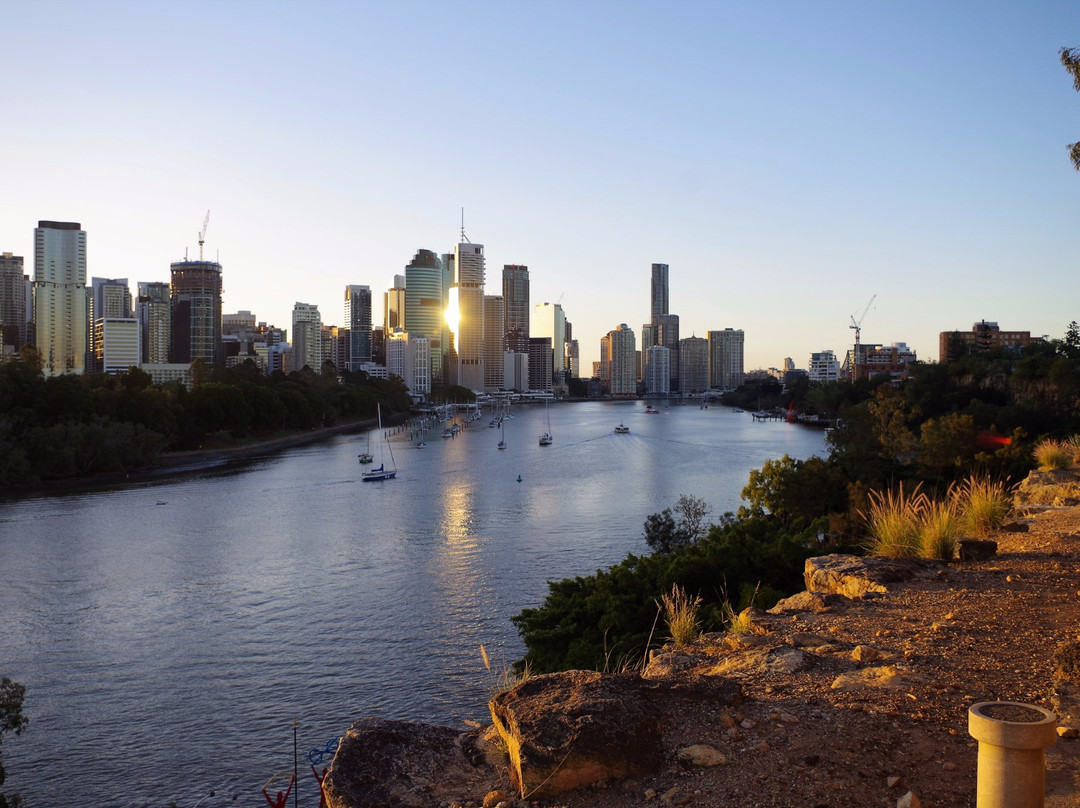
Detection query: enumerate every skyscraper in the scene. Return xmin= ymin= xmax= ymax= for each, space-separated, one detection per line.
xmin=137 ymin=281 xmax=171 ymax=364
xmin=656 ymin=313 xmax=680 ymax=392
xmin=292 ymin=303 xmax=323 ymax=372
xmin=679 ymin=335 xmax=709 ymax=393
xmin=708 ymin=328 xmax=745 ymax=391
xmin=384 ymin=274 xmax=406 ymax=336
xmin=650 ymin=263 xmax=669 ymax=324
xmin=89 ymin=277 xmax=132 ymax=371
xmin=344 ymin=285 xmax=372 ymax=371
xmin=170 ymin=258 xmax=223 ymax=366
xmin=533 ymin=302 xmax=567 ymax=385
xmin=502 ymin=264 xmax=529 ymax=353
xmin=645 ymin=345 xmax=670 ymax=395
xmin=34 ymin=221 xmax=87 ymax=376
xmin=450 ymin=238 xmax=485 ymax=391
xmin=0 ymin=252 xmax=28 ymax=352
xmin=606 ymin=323 xmax=636 ymax=397
xmin=404 ymin=249 xmax=446 ymax=386
xmin=483 ymin=294 xmax=505 ymax=391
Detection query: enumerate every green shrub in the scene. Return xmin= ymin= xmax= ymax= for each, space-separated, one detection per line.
xmin=861 ymin=482 xmax=926 ymax=559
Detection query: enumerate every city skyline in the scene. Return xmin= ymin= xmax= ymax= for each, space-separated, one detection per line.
xmin=2 ymin=1 xmax=1078 ymax=372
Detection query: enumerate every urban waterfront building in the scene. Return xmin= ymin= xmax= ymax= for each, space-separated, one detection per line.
xmin=0 ymin=252 xmax=28 ymax=353
xmin=291 ymin=302 xmax=323 ymax=372
xmin=533 ymin=301 xmax=567 ymax=385
xmin=94 ymin=317 xmax=140 ymax=374
xmin=645 ymin=345 xmax=670 ymax=395
xmin=34 ymin=221 xmax=87 ymax=376
xmin=707 ymin=328 xmax=745 ymax=391
xmin=404 ymin=249 xmax=447 ymax=385
xmin=528 ymin=337 xmax=553 ymax=392
xmin=88 ymin=277 xmax=132 ymax=372
xmin=650 ymin=262 xmax=669 ymax=324
xmin=344 ymin=285 xmax=372 ymax=371
xmin=385 ymin=275 xmax=406 ymax=336
xmin=450 ymin=239 xmax=486 ymax=391
xmin=502 ymin=264 xmax=530 ymax=353
xmin=809 ymin=350 xmax=840 ymax=382
xmin=606 ymin=323 xmax=636 ymax=397
xmin=845 ymin=342 xmax=916 ymax=381
xmin=386 ymin=330 xmax=431 ymax=397
xmin=679 ymin=335 xmax=709 ymax=393
xmin=136 ymin=282 xmax=170 ymax=364
xmin=483 ymin=294 xmax=505 ymax=391
xmin=170 ymin=258 xmax=222 ymax=366
xmin=656 ymin=313 xmax=680 ymax=392
xmin=504 ymin=351 xmax=529 ymax=392
xmin=938 ymin=320 xmax=1039 ymax=362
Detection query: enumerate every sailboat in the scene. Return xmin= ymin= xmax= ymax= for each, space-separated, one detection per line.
xmin=539 ymin=399 xmax=553 ymax=446
xmin=357 ymin=429 xmax=374 ymax=464
xmin=362 ymin=404 xmax=397 ymax=481
xmin=498 ymin=402 xmax=507 ymax=449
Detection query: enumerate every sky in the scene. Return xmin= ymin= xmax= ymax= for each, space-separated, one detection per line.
xmin=1 ymin=0 xmax=1078 ymax=372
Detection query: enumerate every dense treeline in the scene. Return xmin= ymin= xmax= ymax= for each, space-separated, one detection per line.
xmin=514 ymin=330 xmax=1080 ymax=674
xmin=0 ymin=352 xmax=411 ymax=485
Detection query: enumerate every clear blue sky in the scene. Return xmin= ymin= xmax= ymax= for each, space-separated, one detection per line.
xmin=2 ymin=0 xmax=1077 ymax=371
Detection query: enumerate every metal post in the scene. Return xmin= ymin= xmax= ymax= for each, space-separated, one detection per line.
xmin=293 ymin=717 xmax=299 ymax=808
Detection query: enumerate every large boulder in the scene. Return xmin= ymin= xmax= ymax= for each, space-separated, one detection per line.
xmin=322 ymin=717 xmax=498 ymax=808
xmin=804 ymin=554 xmax=928 ymax=598
xmin=489 ymin=670 xmax=663 ymax=798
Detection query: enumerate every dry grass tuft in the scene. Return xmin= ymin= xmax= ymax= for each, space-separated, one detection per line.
xmin=661 ymin=584 xmax=702 ymax=647
xmin=1034 ymin=439 xmax=1074 ymax=471
xmin=956 ymin=474 xmax=1011 ymax=538
xmin=918 ymin=497 xmax=960 ymax=562
xmin=861 ymin=482 xmax=926 ymax=559
xmin=481 ymin=643 xmax=532 ymax=696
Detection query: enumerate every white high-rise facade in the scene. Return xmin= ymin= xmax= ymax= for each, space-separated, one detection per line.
xmin=387 ymin=330 xmax=431 ymax=397
xmin=34 ymin=221 xmax=87 ymax=376
xmin=645 ymin=345 xmax=670 ymax=395
xmin=607 ymin=324 xmax=636 ymax=396
xmin=809 ymin=349 xmax=840 ymax=382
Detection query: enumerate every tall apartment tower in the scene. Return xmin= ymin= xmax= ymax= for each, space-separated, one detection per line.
xmin=708 ymin=328 xmax=745 ymax=391
xmin=404 ymin=249 xmax=446 ymax=386
xmin=483 ymin=294 xmax=505 ymax=391
xmin=137 ymin=282 xmax=171 ymax=363
xmin=679 ymin=335 xmax=709 ymax=394
xmin=450 ymin=238 xmax=485 ymax=391
xmin=344 ymin=285 xmax=372 ymax=371
xmin=656 ymin=313 xmax=680 ymax=392
xmin=34 ymin=221 xmax=87 ymax=376
xmin=170 ymin=258 xmax=223 ymax=366
xmin=384 ymin=274 xmax=406 ymax=336
xmin=645 ymin=345 xmax=671 ymax=395
xmin=606 ymin=323 xmax=636 ymax=397
xmin=650 ymin=263 xmax=669 ymax=324
xmin=292 ymin=303 xmax=323 ymax=372
xmin=502 ymin=264 xmax=530 ymax=353
xmin=533 ymin=302 xmax=567 ymax=385
xmin=0 ymin=252 xmax=28 ymax=352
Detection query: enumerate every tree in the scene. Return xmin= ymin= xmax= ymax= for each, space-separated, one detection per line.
xmin=0 ymin=677 xmax=28 ymax=808
xmin=1062 ymin=47 xmax=1080 ymax=170
xmin=674 ymin=494 xmax=711 ymax=543
xmin=643 ymin=495 xmax=713 ymax=554
xmin=643 ymin=508 xmax=683 ymax=554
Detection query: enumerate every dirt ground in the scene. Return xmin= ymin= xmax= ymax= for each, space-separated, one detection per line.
xmin=518 ymin=503 xmax=1080 ymax=808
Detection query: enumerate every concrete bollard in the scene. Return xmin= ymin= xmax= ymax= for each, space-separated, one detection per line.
xmin=969 ymin=701 xmax=1057 ymax=808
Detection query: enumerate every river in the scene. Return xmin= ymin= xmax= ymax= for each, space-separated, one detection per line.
xmin=0 ymin=400 xmax=825 ymax=807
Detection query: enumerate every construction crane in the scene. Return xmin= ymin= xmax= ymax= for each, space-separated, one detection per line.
xmin=849 ymin=294 xmax=876 ymax=347
xmin=198 ymin=210 xmax=210 ymax=261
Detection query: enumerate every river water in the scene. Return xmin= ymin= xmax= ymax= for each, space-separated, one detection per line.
xmin=0 ymin=400 xmax=824 ymax=807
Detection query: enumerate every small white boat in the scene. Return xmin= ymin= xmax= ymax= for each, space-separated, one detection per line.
xmin=362 ymin=404 xmax=397 ymax=482
xmin=615 ymin=424 xmax=629 ymax=434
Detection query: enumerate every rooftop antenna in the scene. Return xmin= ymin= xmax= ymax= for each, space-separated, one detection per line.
xmin=459 ymin=207 xmax=470 ymax=243
xmin=198 ymin=210 xmax=210 ymax=261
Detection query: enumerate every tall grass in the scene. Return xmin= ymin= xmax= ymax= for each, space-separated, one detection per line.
xmin=861 ymin=482 xmax=926 ymax=559
xmin=955 ymin=474 xmax=1011 ymax=538
xmin=918 ymin=498 xmax=960 ymax=562
xmin=660 ymin=584 xmax=702 ymax=647
xmin=1034 ymin=439 xmax=1075 ymax=471
xmin=481 ymin=643 xmax=531 ymax=696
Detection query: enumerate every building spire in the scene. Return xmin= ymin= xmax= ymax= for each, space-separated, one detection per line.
xmin=460 ymin=206 xmax=470 ymax=244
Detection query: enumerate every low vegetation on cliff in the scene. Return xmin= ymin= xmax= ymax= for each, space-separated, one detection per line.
xmin=514 ymin=330 xmax=1080 ymax=675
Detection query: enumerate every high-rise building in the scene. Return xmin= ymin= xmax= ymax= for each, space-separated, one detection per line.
xmin=387 ymin=330 xmax=431 ymax=396
xmin=645 ymin=345 xmax=670 ymax=395
xmin=449 ymin=239 xmax=485 ymax=391
xmin=93 ymin=317 xmax=140 ymax=375
xmin=528 ymin=337 xmax=553 ymax=392
xmin=404 ymin=249 xmax=446 ymax=386
xmin=809 ymin=350 xmax=840 ymax=382
xmin=292 ymin=302 xmax=323 ymax=372
xmin=170 ymin=258 xmax=223 ymax=366
xmin=0 ymin=252 xmax=28 ymax=352
xmin=533 ymin=302 xmax=567 ymax=384
xmin=502 ymin=264 xmax=530 ymax=352
xmin=679 ymin=335 xmax=709 ymax=393
xmin=938 ymin=321 xmax=1039 ymax=362
xmin=88 ymin=277 xmax=132 ymax=371
xmin=385 ymin=275 xmax=406 ymax=336
xmin=483 ymin=295 xmax=505 ymax=391
xmin=598 ymin=334 xmax=611 ymax=386
xmin=650 ymin=263 xmax=669 ymax=324
xmin=34 ymin=221 xmax=87 ymax=376
xmin=708 ymin=328 xmax=745 ymax=391
xmin=656 ymin=313 xmax=680 ymax=392
xmin=137 ymin=282 xmax=171 ymax=364
xmin=344 ymin=285 xmax=372 ymax=371
xmin=606 ymin=324 xmax=636 ymax=397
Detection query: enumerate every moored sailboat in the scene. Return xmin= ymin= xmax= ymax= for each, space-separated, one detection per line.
xmin=362 ymin=404 xmax=397 ymax=481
